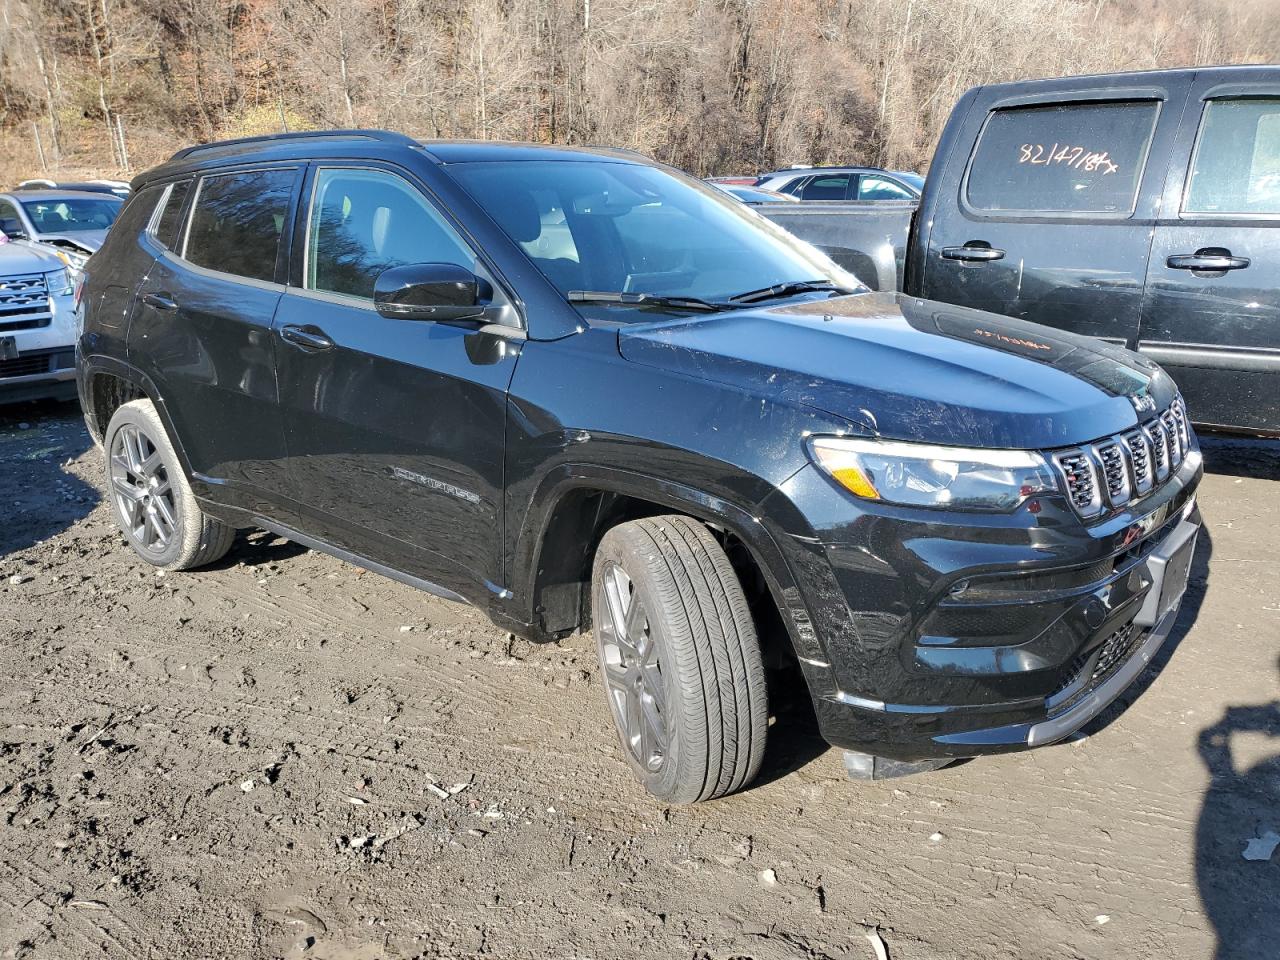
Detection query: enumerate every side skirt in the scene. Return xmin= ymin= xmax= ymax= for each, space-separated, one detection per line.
xmin=252 ymin=516 xmax=469 ymax=606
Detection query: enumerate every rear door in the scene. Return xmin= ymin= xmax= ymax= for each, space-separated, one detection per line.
xmin=128 ymin=165 xmax=299 ymax=506
xmin=1140 ymin=72 xmax=1280 ymax=433
xmin=919 ymin=75 xmax=1192 ymax=345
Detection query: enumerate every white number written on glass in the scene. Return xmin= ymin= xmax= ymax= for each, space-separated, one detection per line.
xmin=1017 ymin=143 xmax=1119 ymax=175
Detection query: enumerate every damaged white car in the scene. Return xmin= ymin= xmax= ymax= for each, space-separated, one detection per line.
xmin=0 ymin=188 xmax=123 ymax=279
xmin=0 ymin=235 xmax=78 ymax=404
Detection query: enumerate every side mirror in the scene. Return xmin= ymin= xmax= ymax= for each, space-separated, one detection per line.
xmin=0 ymin=218 xmax=28 ymax=240
xmin=374 ymin=263 xmax=489 ymax=322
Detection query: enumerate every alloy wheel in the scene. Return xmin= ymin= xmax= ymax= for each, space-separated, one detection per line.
xmin=109 ymin=423 xmax=177 ymax=554
xmin=597 ymin=563 xmax=669 ymax=772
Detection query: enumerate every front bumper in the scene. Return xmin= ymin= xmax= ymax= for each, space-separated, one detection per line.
xmin=764 ymin=446 xmax=1202 ymax=761
xmin=0 ymin=291 xmax=77 ymax=405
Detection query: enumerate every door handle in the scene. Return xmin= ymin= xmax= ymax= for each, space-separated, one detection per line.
xmin=280 ymin=324 xmax=335 ymax=351
xmin=941 ymin=243 xmax=1006 ymax=262
xmin=1167 ymin=249 xmax=1250 ymax=272
xmin=142 ymin=291 xmax=177 ymax=311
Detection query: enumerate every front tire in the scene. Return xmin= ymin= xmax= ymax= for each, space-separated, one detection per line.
xmin=103 ymin=399 xmax=235 ymax=570
xmin=592 ymin=516 xmax=768 ymax=803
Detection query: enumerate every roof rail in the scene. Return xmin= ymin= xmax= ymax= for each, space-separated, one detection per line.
xmin=169 ymin=129 xmax=418 ymax=162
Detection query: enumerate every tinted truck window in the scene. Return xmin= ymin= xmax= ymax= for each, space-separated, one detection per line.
xmin=184 ymin=168 xmax=295 ymax=282
xmin=1185 ymin=98 xmax=1280 ymax=215
xmin=966 ymin=101 xmax=1159 ymax=214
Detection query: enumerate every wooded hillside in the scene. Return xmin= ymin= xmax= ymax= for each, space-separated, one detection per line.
xmin=1 ymin=0 xmax=1277 ymax=183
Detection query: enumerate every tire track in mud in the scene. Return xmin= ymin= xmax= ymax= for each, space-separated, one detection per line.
xmin=6 ymin=409 xmax=1279 ymax=959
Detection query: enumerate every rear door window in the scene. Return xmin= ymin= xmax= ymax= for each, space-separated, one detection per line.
xmin=1184 ymin=97 xmax=1280 ymax=215
xmin=965 ymin=100 xmax=1160 ymax=214
xmin=183 ymin=168 xmax=296 ymax=283
xmin=800 ymin=175 xmax=851 ymax=200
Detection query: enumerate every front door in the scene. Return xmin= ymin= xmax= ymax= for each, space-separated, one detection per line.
xmin=1140 ymin=73 xmax=1280 ymax=433
xmin=274 ymin=164 xmax=520 ymax=596
xmin=919 ymin=75 xmax=1192 ymax=345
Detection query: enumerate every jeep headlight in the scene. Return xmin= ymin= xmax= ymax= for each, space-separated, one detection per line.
xmin=808 ymin=436 xmax=1057 ymax=511
xmin=45 ymin=267 xmax=73 ymax=296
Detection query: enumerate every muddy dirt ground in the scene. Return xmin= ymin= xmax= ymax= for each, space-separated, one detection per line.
xmin=1 ymin=399 xmax=1278 ymax=960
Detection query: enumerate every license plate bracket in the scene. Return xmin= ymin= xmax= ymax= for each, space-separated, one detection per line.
xmin=1158 ymin=535 xmax=1195 ymax=618
xmin=1134 ymin=518 xmax=1198 ymax=628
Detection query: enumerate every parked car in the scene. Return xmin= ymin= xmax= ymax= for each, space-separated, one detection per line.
xmin=0 ymin=188 xmax=125 ymax=276
xmin=705 ymin=176 xmax=760 ymax=186
xmin=16 ymin=178 xmax=131 ymax=199
xmin=755 ymin=166 xmax=924 ymax=201
xmin=79 ymin=130 xmax=1202 ymax=802
xmin=0 ymin=239 xmax=78 ymax=403
xmin=709 ymin=183 xmax=799 ymax=204
xmin=754 ymin=198 xmax=916 ymax=291
xmin=768 ymin=65 xmax=1280 ymax=436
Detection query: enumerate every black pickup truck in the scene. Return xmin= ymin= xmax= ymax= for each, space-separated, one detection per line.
xmin=79 ymin=132 xmax=1202 ymax=802
xmin=763 ymin=65 xmax=1280 ymax=436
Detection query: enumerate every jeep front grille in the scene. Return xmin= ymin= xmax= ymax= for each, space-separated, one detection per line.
xmin=1094 ymin=440 xmax=1130 ymax=506
xmin=1055 ymin=450 xmax=1099 ymax=514
xmin=1049 ymin=397 xmax=1192 ymax=520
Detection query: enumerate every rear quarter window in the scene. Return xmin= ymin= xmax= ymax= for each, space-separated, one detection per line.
xmin=150 ymin=180 xmax=193 ymax=250
xmin=965 ymin=100 xmax=1160 ymax=215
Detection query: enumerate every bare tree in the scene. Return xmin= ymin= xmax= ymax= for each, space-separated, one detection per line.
xmin=1 ymin=0 xmax=1277 ymax=183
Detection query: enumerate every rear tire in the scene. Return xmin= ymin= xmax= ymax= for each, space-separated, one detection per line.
xmin=103 ymin=399 xmax=235 ymax=570
xmin=592 ymin=515 xmax=768 ymax=803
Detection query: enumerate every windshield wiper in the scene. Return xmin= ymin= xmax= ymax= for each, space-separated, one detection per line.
xmin=726 ymin=279 xmax=857 ymax=304
xmin=566 ymin=290 xmax=733 ymax=313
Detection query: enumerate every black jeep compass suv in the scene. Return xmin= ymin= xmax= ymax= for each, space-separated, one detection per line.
xmin=78 ymin=130 xmax=1203 ymax=802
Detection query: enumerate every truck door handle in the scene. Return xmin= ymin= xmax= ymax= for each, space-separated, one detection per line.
xmin=280 ymin=324 xmax=335 ymax=351
xmin=942 ymin=243 xmax=1005 ymax=262
xmin=1167 ymin=249 xmax=1250 ymax=272
xmin=142 ymin=291 xmax=177 ymax=311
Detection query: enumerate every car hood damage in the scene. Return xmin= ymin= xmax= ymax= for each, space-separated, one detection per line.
xmin=616 ymin=291 xmax=1177 ymax=450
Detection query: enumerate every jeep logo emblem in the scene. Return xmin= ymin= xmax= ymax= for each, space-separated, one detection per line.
xmin=1131 ymin=393 xmax=1157 ymax=415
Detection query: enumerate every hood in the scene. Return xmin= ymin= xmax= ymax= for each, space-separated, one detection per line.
xmin=34 ymin=230 xmax=105 ymax=254
xmin=616 ymin=291 xmax=1177 ymax=450
xmin=0 ymin=241 xmax=65 ymax=276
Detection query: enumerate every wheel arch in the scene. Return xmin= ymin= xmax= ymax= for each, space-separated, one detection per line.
xmin=512 ymin=464 xmax=808 ymax=665
xmin=80 ymin=358 xmax=195 ymax=478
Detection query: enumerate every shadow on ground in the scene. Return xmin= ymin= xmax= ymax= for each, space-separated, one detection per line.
xmin=206 ymin=529 xmax=310 ymax=570
xmin=1185 ymin=434 xmax=1279 ymax=960
xmin=1196 ymin=676 xmax=1280 ymax=960
xmin=0 ymin=399 xmax=99 ymax=560
xmin=1198 ymin=433 xmax=1280 ymax=481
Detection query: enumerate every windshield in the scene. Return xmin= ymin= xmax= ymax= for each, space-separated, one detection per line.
xmin=448 ymin=160 xmax=861 ymax=316
xmin=20 ymin=196 xmax=121 ymax=234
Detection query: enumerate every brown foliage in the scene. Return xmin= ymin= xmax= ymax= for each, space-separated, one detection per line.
xmin=1 ymin=0 xmax=1277 ymax=182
